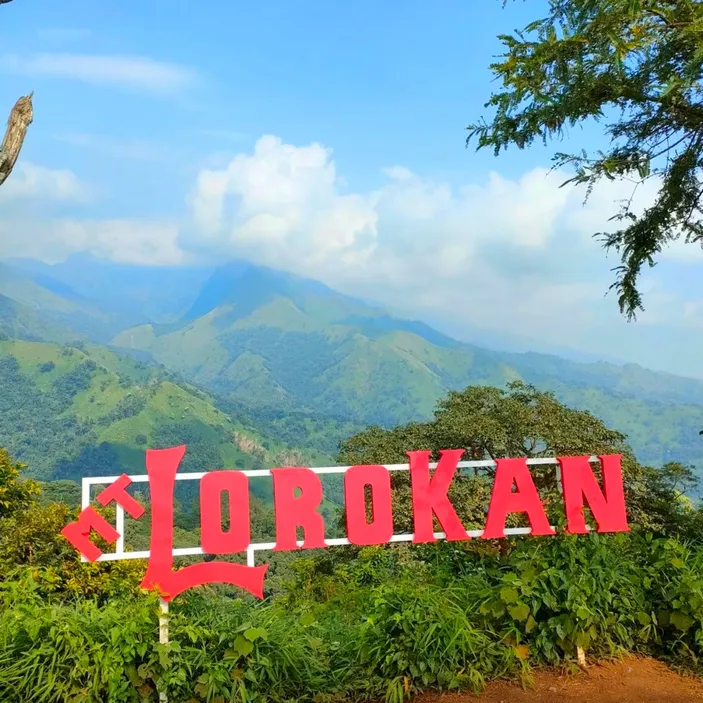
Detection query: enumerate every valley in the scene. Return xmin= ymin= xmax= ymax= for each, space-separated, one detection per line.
xmin=1 ymin=254 xmax=703 ymax=489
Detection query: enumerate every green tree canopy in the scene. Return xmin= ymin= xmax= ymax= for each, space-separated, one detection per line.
xmin=468 ymin=0 xmax=703 ymax=318
xmin=0 ymin=446 xmax=146 ymax=601
xmin=338 ymin=382 xmax=693 ymax=534
xmin=0 ymin=446 xmax=38 ymax=519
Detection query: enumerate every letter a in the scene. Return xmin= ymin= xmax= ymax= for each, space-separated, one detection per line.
xmin=482 ymin=458 xmax=554 ymax=539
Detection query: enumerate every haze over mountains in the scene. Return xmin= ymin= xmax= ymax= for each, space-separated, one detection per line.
xmin=2 ymin=254 xmax=703 ymax=481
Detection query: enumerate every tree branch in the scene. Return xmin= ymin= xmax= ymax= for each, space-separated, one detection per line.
xmin=0 ymin=92 xmax=33 ymax=188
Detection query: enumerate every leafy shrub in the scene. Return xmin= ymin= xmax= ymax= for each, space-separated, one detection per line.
xmin=356 ymin=580 xmax=516 ymax=701
xmin=5 ymin=533 xmax=703 ymax=702
xmin=0 ymin=581 xmax=161 ymax=703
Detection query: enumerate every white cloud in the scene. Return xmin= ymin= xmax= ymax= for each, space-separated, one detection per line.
xmin=184 ymin=134 xmax=703 ymax=350
xmin=0 ymin=217 xmax=184 ymax=266
xmin=4 ymin=133 xmax=703 ymax=376
xmin=560 ymin=173 xmax=703 ymax=264
xmin=659 ymin=236 xmax=703 ymax=264
xmin=0 ymin=162 xmax=181 ymax=265
xmin=54 ymin=219 xmax=185 ymax=265
xmin=0 ymin=162 xmax=89 ymax=202
xmin=188 ymin=135 xmax=378 ymax=267
xmin=1 ymin=53 xmax=196 ymax=96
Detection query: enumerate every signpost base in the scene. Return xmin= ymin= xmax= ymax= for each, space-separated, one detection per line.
xmin=159 ymin=598 xmax=169 ymax=702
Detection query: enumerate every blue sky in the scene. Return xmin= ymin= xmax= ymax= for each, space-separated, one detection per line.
xmin=1 ymin=0 xmax=702 ymax=378
xmin=3 ymin=0 xmax=551 ymax=198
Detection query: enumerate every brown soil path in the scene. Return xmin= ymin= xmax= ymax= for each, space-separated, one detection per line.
xmin=414 ymin=656 xmax=703 ymax=703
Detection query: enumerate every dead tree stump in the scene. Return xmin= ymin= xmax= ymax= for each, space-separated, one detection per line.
xmin=0 ymin=92 xmax=34 ymax=187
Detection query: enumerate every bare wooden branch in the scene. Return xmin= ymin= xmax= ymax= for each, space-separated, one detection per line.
xmin=0 ymin=92 xmax=33 ymax=187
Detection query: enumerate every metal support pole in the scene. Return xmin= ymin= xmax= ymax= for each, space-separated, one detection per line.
xmin=159 ymin=598 xmax=169 ymax=702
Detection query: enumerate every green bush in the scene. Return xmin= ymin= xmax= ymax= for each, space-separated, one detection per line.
xmin=5 ymin=532 xmax=703 ymax=702
xmin=355 ymin=581 xmax=516 ymax=701
xmin=0 ymin=578 xmax=162 ymax=703
xmin=3 ymin=429 xmax=703 ymax=701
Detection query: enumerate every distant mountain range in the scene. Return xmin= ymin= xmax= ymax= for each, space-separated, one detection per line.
xmin=2 ymin=254 xmax=703 ymax=477
xmin=0 ymin=336 xmax=349 ymax=516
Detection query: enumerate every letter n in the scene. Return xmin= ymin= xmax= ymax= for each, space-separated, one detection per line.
xmin=557 ymin=454 xmax=630 ymax=534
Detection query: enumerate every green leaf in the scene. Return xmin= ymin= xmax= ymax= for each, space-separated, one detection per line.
xmin=300 ymin=612 xmax=316 ymax=627
xmin=244 ymin=627 xmax=267 ymax=642
xmin=500 ymin=587 xmax=519 ymax=604
xmin=637 ymin=157 xmax=650 ymax=179
xmin=575 ymin=630 xmax=591 ymax=649
xmin=525 ymin=615 xmax=537 ymax=633
xmin=670 ymin=611 xmax=694 ymax=632
xmin=508 ymin=603 xmax=530 ymax=622
xmin=234 ymin=635 xmax=254 ymax=656
xmin=636 ymin=612 xmax=651 ymax=626
xmin=520 ymin=566 xmax=538 ymax=583
xmin=492 ymin=602 xmax=506 ymax=618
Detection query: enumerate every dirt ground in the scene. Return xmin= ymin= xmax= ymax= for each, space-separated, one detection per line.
xmin=414 ymin=656 xmax=703 ymax=703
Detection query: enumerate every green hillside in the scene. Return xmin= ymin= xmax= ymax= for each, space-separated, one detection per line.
xmin=0 ymin=293 xmax=78 ymax=343
xmin=112 ymin=299 xmax=513 ymax=426
xmin=5 ymin=257 xmax=703 ymax=476
xmin=0 ymin=339 xmax=337 ymax=499
xmin=112 ymin=290 xmax=703 ymax=473
xmin=0 ymin=263 xmax=113 ymax=342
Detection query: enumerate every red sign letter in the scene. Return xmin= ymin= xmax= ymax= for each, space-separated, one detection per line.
xmin=141 ymin=446 xmax=267 ymax=601
xmin=61 ymin=507 xmax=120 ymax=562
xmin=271 ymin=468 xmax=326 ymax=551
xmin=558 ymin=454 xmax=630 ymax=534
xmin=344 ymin=464 xmax=393 ymax=546
xmin=200 ymin=470 xmax=251 ymax=554
xmin=96 ymin=473 xmax=145 ymax=519
xmin=482 ymin=458 xmax=554 ymax=539
xmin=409 ymin=449 xmax=467 ymax=543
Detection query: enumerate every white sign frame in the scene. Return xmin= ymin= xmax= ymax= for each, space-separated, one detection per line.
xmin=81 ymin=455 xmax=589 ymax=565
